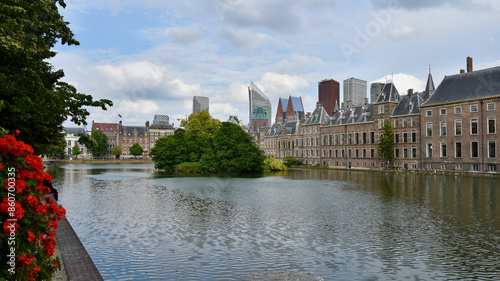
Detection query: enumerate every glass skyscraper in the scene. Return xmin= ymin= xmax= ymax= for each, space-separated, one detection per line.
xmin=193 ymin=96 xmax=209 ymax=114
xmin=248 ymin=82 xmax=271 ymax=132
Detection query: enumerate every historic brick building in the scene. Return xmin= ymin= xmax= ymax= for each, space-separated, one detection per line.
xmin=262 ymin=59 xmax=500 ymax=174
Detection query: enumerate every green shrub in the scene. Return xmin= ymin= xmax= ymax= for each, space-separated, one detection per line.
xmin=283 ymin=156 xmax=298 ymax=166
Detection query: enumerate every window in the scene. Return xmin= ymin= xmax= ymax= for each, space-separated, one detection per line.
xmin=341 ymin=134 xmax=345 ymax=145
xmin=488 ymin=117 xmax=496 ymax=134
xmin=489 ymin=141 xmax=496 ymax=158
xmin=487 ymin=103 xmax=495 ymax=111
xmin=394 ymin=119 xmax=399 ymax=128
xmin=427 ymin=143 xmax=433 ymax=158
xmin=471 ymin=119 xmax=478 ymax=135
xmin=371 ymin=149 xmax=375 ymax=158
xmin=427 ymin=122 xmax=433 ymax=136
xmin=379 ymin=105 xmax=385 ymax=114
xmin=335 ymin=134 xmax=339 ymax=145
xmin=440 ymin=108 xmax=447 ymax=115
xmin=403 ymin=148 xmax=408 ymax=158
xmin=403 ymin=133 xmax=408 ymax=143
xmin=411 ymin=117 xmax=417 ymax=127
xmin=348 ymin=134 xmax=352 ymax=145
xmin=472 ymin=164 xmax=479 ymax=171
xmin=440 ymin=143 xmax=447 ymax=158
xmin=412 ymin=147 xmax=417 ymax=158
xmin=412 ymin=132 xmax=417 ymax=142
xmin=455 ymin=120 xmax=462 ymax=135
xmin=441 ymin=164 xmax=447 ymax=170
xmin=455 ymin=107 xmax=462 ymax=114
xmin=395 ymin=134 xmax=399 ymax=143
xmin=440 ymin=121 xmax=447 ymax=136
xmin=455 ymin=142 xmax=462 ymax=158
xmin=426 ymin=110 xmax=432 ymax=117
xmin=455 ymin=164 xmax=462 ymax=171
xmin=355 ymin=149 xmax=359 ymax=158
xmin=470 ymin=104 xmax=478 ymax=112
xmin=395 ymin=148 xmax=400 ymax=158
xmin=403 ymin=118 xmax=408 ymax=128
xmin=488 ymin=164 xmax=497 ymax=172
xmin=355 ymin=133 xmax=359 ymax=144
xmin=363 ymin=149 xmax=366 ymax=158
xmin=370 ymin=132 xmax=375 ymax=144
xmin=471 ymin=141 xmax=479 ymax=158
xmin=329 ymin=135 xmax=332 ymax=145
xmin=362 ymin=132 xmax=367 ymax=144
xmin=67 ymin=140 xmax=71 ymax=146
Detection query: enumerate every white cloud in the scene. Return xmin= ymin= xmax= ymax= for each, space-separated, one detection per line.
xmin=257 ymin=72 xmax=310 ymax=101
xmin=371 ymin=73 xmax=426 ymax=94
xmin=390 ymin=25 xmax=415 ymax=39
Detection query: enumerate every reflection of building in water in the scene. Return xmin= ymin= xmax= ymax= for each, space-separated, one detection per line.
xmin=248 ymin=82 xmax=272 ymax=132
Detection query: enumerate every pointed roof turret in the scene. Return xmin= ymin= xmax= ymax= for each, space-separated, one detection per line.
xmin=424 ymin=62 xmax=435 ymax=97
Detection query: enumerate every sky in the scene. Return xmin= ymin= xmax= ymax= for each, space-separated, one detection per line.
xmin=52 ymin=0 xmax=500 ymax=128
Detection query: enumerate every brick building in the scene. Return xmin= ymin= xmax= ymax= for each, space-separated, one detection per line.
xmin=262 ymin=58 xmax=500 ymax=174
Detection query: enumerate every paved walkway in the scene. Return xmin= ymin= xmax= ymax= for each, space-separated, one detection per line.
xmin=54 ymin=216 xmax=103 ymax=281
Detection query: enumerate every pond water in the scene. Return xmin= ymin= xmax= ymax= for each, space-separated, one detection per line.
xmin=46 ymin=163 xmax=500 ymax=280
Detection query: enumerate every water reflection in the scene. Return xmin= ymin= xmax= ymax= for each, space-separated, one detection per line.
xmin=47 ymin=164 xmax=500 ymax=280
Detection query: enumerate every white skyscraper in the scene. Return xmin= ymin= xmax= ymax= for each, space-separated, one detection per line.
xmin=343 ymin=78 xmax=367 ymax=106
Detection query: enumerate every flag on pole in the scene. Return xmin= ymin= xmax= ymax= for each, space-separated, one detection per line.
xmin=118 ymin=114 xmax=122 ymax=118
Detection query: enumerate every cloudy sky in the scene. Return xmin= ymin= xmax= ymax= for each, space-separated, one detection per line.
xmin=53 ymin=0 xmax=500 ymax=128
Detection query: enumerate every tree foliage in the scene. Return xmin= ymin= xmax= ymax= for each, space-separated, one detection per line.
xmin=71 ymin=145 xmax=81 ymax=157
xmin=378 ymin=120 xmax=395 ymax=166
xmin=78 ymin=130 xmax=108 ymax=158
xmin=283 ymin=155 xmax=298 ymax=166
xmin=111 ymin=146 xmax=122 ymax=158
xmin=264 ymin=157 xmax=288 ymax=171
xmin=200 ymin=122 xmax=264 ymax=174
xmin=150 ymin=129 xmax=189 ymax=170
xmin=130 ymin=143 xmax=144 ymax=157
xmin=0 ymin=0 xmax=112 ymax=155
xmin=181 ymin=110 xmax=220 ymax=137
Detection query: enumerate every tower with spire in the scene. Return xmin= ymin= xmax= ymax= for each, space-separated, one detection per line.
xmin=425 ymin=60 xmax=435 ymax=98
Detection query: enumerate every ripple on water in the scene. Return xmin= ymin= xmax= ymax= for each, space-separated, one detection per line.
xmin=56 ymin=170 xmax=500 ymax=281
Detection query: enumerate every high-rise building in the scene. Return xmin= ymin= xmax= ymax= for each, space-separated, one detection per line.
xmin=193 ymin=96 xmax=209 ymax=114
xmin=275 ymin=96 xmax=304 ymax=124
xmin=248 ymin=82 xmax=272 ymax=132
xmin=343 ymin=78 xmax=367 ymax=106
xmin=152 ymin=114 xmax=169 ymax=126
xmin=318 ymin=79 xmax=340 ymax=115
xmin=370 ymin=82 xmax=385 ymax=104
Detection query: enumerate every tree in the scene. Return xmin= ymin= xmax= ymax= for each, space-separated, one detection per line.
xmin=200 ymin=122 xmax=264 ymax=174
xmin=283 ymin=155 xmax=298 ymax=166
xmin=150 ymin=129 xmax=189 ymax=170
xmin=130 ymin=143 xmax=144 ymax=158
xmin=71 ymin=145 xmax=81 ymax=159
xmin=378 ymin=120 xmax=395 ymax=167
xmin=181 ymin=110 xmax=220 ymax=137
xmin=111 ymin=146 xmax=122 ymax=159
xmin=78 ymin=130 xmax=108 ymax=158
xmin=0 ymin=0 xmax=112 ymax=155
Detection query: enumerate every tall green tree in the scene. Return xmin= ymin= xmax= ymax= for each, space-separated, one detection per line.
xmin=78 ymin=130 xmax=108 ymax=158
xmin=130 ymin=143 xmax=144 ymax=158
xmin=181 ymin=110 xmax=220 ymax=137
xmin=378 ymin=120 xmax=395 ymax=167
xmin=71 ymin=144 xmax=81 ymax=159
xmin=200 ymin=122 xmax=264 ymax=174
xmin=0 ymin=0 xmax=112 ymax=155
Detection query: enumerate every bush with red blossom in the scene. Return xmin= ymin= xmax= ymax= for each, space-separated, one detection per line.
xmin=1 ymin=131 xmax=66 ymax=280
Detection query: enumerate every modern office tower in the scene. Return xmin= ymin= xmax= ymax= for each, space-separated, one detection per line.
xmin=370 ymin=82 xmax=385 ymax=104
xmin=343 ymin=77 xmax=368 ymax=106
xmin=318 ymin=79 xmax=340 ymax=115
xmin=275 ymin=96 xmax=305 ymax=124
xmin=152 ymin=114 xmax=169 ymax=126
xmin=193 ymin=96 xmax=209 ymax=114
xmin=248 ymin=82 xmax=272 ymax=132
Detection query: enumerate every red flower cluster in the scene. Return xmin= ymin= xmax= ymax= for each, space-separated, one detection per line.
xmin=0 ymin=132 xmax=65 ymax=280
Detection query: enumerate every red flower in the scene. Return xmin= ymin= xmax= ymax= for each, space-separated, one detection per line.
xmin=15 ymin=179 xmax=27 ymax=194
xmin=27 ymin=230 xmax=35 ymax=242
xmin=44 ymin=173 xmax=53 ymax=183
xmin=13 ymin=129 xmax=20 ymax=136
xmin=53 ymin=260 xmax=59 ymax=268
xmin=24 ymin=195 xmax=39 ymax=208
xmin=29 ymin=266 xmax=40 ymax=276
xmin=3 ymin=220 xmax=18 ymax=235
xmin=0 ymin=163 xmax=4 ymax=170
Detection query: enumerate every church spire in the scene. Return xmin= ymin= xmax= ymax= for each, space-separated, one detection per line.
xmin=425 ymin=60 xmax=435 ymax=97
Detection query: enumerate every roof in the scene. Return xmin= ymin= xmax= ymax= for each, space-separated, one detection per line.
xmin=64 ymin=127 xmax=87 ymax=136
xmin=422 ymin=66 xmax=500 ymax=106
xmin=121 ymin=126 xmax=148 ymax=136
xmin=265 ymin=122 xmax=282 ymax=137
xmin=424 ymin=72 xmax=435 ymax=97
xmin=148 ymin=124 xmax=175 ymax=130
xmin=282 ymin=121 xmax=298 ymax=135
xmin=392 ymin=92 xmax=425 ymax=116
xmin=281 ymin=98 xmax=289 ymax=112
xmin=326 ymin=104 xmax=374 ymax=126
xmin=305 ymin=105 xmax=329 ymax=125
xmin=375 ymin=82 xmax=401 ymax=103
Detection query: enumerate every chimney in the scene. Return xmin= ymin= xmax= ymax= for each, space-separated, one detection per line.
xmin=347 ymin=101 xmax=353 ymax=108
xmin=119 ymin=120 xmax=122 ymax=126
xmin=467 ymin=56 xmax=473 ymax=72
xmin=407 ymin=89 xmax=413 ymax=97
xmin=460 ymin=69 xmax=465 ymax=74
xmin=364 ymin=98 xmax=369 ymax=105
xmin=316 ymin=102 xmax=322 ymax=109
